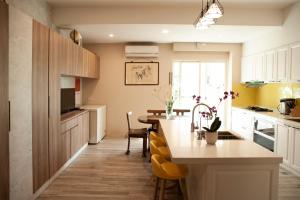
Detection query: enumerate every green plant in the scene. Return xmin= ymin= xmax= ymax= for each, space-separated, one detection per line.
xmin=203 ymin=117 xmax=221 ymax=132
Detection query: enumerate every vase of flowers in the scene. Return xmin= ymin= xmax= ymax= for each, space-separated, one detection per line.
xmin=165 ymin=97 xmax=174 ymax=120
xmin=193 ymin=91 xmax=239 ymax=145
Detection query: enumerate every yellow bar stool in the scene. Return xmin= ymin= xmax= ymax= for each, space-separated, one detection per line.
xmin=150 ymin=140 xmax=171 ymax=161
xmin=151 ymin=154 xmax=188 ymax=200
xmin=150 ymin=131 xmax=166 ymax=146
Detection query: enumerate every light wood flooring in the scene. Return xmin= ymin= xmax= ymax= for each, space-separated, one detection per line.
xmin=38 ymin=138 xmax=300 ymax=200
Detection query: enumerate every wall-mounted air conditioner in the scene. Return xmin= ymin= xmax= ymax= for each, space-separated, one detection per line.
xmin=125 ymin=45 xmax=159 ymax=58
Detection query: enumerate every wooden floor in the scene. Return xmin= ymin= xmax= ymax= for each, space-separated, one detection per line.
xmin=38 ymin=138 xmax=300 ymax=200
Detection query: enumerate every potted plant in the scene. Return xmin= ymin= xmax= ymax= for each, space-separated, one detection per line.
xmin=203 ymin=117 xmax=221 ymax=144
xmin=193 ymin=91 xmax=239 ymax=144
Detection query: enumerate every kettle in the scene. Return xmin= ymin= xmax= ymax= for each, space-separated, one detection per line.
xmin=277 ymin=98 xmax=296 ymax=115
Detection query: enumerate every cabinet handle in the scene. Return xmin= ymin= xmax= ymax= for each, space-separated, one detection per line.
xmin=8 ymin=101 xmax=10 ymax=132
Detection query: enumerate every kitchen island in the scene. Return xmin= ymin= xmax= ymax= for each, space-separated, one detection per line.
xmin=159 ymin=118 xmax=282 ymax=200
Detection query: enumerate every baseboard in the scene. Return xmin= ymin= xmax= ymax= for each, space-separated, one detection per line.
xmin=280 ymin=164 xmax=300 ymax=177
xmin=32 ymin=143 xmax=88 ymax=199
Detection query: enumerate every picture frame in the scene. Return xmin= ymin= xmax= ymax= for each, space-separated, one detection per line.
xmin=125 ymin=62 xmax=159 ymax=85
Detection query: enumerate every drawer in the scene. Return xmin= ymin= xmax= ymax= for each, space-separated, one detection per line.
xmin=61 ymin=117 xmax=78 ymax=133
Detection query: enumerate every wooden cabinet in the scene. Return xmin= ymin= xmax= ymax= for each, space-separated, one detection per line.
xmin=276 ymin=123 xmax=290 ymax=164
xmin=49 ymin=30 xmax=63 ymax=176
xmin=58 ymin=35 xmax=99 ymax=78
xmin=32 ymin=20 xmax=50 ymax=192
xmin=276 ymin=46 xmax=289 ymax=82
xmin=0 ymin=1 xmax=9 ymax=199
xmin=290 ymin=42 xmax=300 ymax=82
xmin=60 ymin=111 xmax=89 ymax=165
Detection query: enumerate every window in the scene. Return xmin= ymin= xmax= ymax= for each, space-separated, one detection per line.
xmin=172 ymin=61 xmax=226 ymax=126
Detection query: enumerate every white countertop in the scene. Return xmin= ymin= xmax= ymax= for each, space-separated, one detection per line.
xmin=159 ymin=118 xmax=282 ymax=164
xmin=80 ymin=104 xmax=106 ymax=110
xmin=233 ymin=106 xmax=300 ymax=128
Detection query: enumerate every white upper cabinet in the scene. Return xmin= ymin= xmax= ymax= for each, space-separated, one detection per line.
xmin=290 ymin=42 xmax=300 ymax=82
xmin=255 ymin=54 xmax=264 ymax=81
xmin=241 ymin=56 xmax=254 ymax=82
xmin=276 ymin=46 xmax=289 ymax=82
xmin=265 ymin=51 xmax=277 ymax=82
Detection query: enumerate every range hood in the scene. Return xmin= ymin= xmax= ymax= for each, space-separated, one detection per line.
xmin=245 ymin=81 xmax=266 ymax=88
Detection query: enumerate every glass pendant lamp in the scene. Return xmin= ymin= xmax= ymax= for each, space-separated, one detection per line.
xmin=205 ymin=0 xmax=224 ymax=19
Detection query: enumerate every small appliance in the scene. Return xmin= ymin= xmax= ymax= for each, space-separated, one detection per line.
xmin=277 ymin=98 xmax=296 ymax=115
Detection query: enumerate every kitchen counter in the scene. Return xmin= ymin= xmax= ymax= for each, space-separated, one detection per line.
xmin=159 ymin=118 xmax=282 ymax=164
xmin=159 ymin=118 xmax=282 ymax=200
xmin=233 ymin=106 xmax=300 ymax=128
xmin=61 ymin=109 xmax=89 ymax=123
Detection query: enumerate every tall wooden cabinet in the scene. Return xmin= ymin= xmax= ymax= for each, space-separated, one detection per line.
xmin=32 ymin=20 xmax=50 ymax=192
xmin=0 ymin=1 xmax=9 ymax=199
xmin=49 ymin=30 xmax=64 ymax=176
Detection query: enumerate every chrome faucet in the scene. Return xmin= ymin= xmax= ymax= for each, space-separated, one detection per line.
xmin=191 ymin=103 xmax=213 ymax=132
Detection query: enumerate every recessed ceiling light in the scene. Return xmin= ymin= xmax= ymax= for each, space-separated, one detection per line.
xmin=161 ymin=29 xmax=169 ymax=34
xmin=108 ymin=33 xmax=114 ymax=38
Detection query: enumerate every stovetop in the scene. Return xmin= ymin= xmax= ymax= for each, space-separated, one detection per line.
xmin=246 ymin=106 xmax=273 ymax=112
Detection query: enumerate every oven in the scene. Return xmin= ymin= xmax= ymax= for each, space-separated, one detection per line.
xmin=253 ymin=117 xmax=275 ymax=152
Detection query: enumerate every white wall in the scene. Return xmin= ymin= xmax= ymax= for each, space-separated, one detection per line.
xmin=82 ymin=43 xmax=241 ymax=138
xmin=243 ymin=1 xmax=300 ymax=56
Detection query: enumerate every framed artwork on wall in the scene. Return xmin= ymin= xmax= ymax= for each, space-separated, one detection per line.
xmin=125 ymin=62 xmax=159 ymax=85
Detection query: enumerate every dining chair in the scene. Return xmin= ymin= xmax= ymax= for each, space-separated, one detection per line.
xmin=147 ymin=109 xmax=166 ymax=116
xmin=126 ymin=111 xmax=148 ymax=157
xmin=173 ymin=109 xmax=190 ymax=116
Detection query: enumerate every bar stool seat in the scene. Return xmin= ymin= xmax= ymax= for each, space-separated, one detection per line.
xmin=150 ymin=140 xmax=171 ymax=160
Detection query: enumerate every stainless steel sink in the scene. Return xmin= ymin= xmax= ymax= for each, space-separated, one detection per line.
xmin=198 ymin=131 xmax=242 ymax=140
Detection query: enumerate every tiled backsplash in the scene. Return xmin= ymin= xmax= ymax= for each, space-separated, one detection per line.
xmin=233 ymin=83 xmax=300 ymax=109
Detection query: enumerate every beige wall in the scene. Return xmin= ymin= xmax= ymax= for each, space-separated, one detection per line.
xmin=83 ymin=43 xmax=242 ymax=138
xmin=7 ymin=0 xmax=52 ymax=27
xmin=243 ymin=1 xmax=300 ymax=56
xmin=9 ymin=6 xmax=33 ymax=200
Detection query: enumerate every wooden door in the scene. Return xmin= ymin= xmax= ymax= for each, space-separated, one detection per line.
xmin=49 ymin=30 xmax=62 ymax=176
xmin=290 ymin=42 xmax=300 ymax=82
xmin=32 ymin=20 xmax=50 ymax=192
xmin=0 ymin=1 xmax=9 ymax=199
xmin=76 ymin=46 xmax=84 ymax=76
xmin=276 ymin=124 xmax=290 ymax=164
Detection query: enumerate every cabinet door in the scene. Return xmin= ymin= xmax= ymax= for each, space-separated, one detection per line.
xmin=32 ymin=20 xmax=50 ymax=192
xmin=290 ymin=127 xmax=300 ymax=172
xmin=276 ymin=124 xmax=289 ymax=164
xmin=0 ymin=1 xmax=9 ymax=199
xmin=49 ymin=30 xmax=63 ymax=176
xmin=265 ymin=51 xmax=277 ymax=82
xmin=83 ymin=112 xmax=90 ymax=144
xmin=83 ymin=49 xmax=89 ymax=77
xmin=290 ymin=42 xmax=300 ymax=82
xmin=76 ymin=45 xmax=84 ymax=76
xmin=277 ymin=47 xmax=289 ymax=82
xmin=71 ymin=125 xmax=82 ymax=156
xmin=255 ymin=54 xmax=264 ymax=81
xmin=60 ymin=130 xmax=71 ymax=166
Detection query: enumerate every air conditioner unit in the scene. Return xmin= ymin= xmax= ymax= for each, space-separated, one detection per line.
xmin=125 ymin=45 xmax=159 ymax=58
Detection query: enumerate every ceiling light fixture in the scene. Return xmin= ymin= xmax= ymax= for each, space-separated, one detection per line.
xmin=162 ymin=29 xmax=169 ymax=34
xmin=205 ymin=0 xmax=224 ymax=19
xmin=108 ymin=33 xmax=114 ymax=38
xmin=194 ymin=0 xmax=223 ymax=29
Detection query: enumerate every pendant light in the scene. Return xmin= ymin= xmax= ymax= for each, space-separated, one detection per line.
xmin=194 ymin=0 xmax=215 ymax=29
xmin=205 ymin=0 xmax=224 ymax=19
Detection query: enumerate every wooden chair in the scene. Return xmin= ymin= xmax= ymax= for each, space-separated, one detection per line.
xmin=147 ymin=109 xmax=166 ymax=116
xmin=126 ymin=111 xmax=148 ymax=157
xmin=173 ymin=109 xmax=190 ymax=116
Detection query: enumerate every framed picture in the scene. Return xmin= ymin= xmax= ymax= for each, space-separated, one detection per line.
xmin=125 ymin=62 xmax=159 ymax=85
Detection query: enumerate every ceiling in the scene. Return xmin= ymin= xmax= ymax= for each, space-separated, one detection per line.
xmin=47 ymin=0 xmax=299 ymax=9
xmin=71 ymin=24 xmax=280 ymax=44
xmin=47 ymin=0 xmax=298 ymax=44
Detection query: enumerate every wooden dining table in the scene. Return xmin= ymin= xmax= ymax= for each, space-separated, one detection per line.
xmin=137 ymin=115 xmax=166 ymax=126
